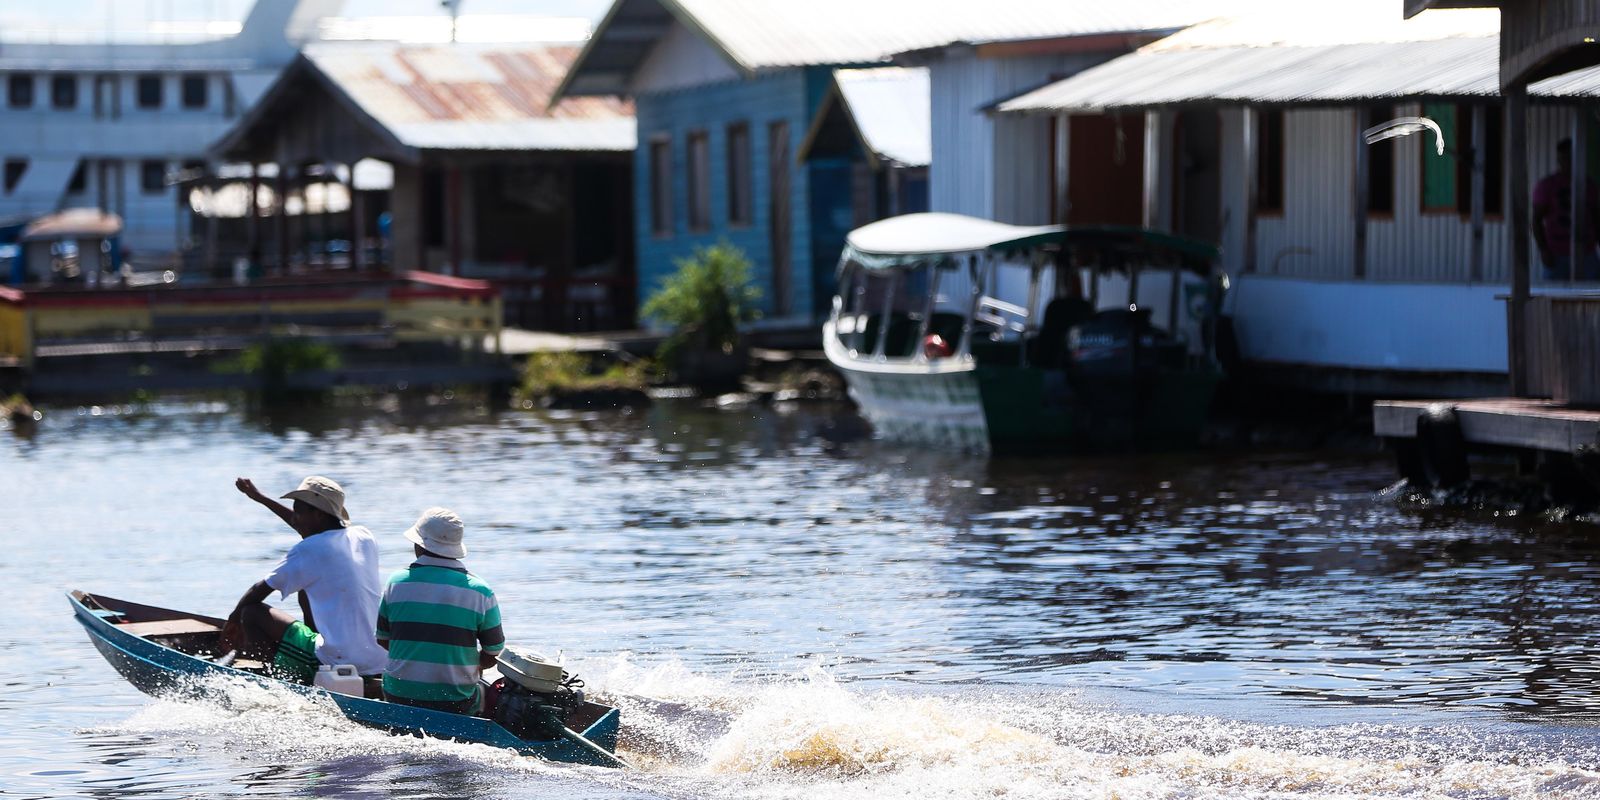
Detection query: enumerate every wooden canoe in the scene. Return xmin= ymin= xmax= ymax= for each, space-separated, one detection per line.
xmin=68 ymin=590 xmax=624 ymax=767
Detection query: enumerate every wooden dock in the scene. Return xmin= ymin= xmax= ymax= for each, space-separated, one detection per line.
xmin=1374 ymin=398 xmax=1600 ymax=453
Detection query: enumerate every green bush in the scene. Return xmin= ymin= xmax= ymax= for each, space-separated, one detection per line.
xmin=516 ymin=351 xmax=647 ymax=400
xmin=641 ymin=243 xmax=761 ymax=365
xmin=218 ymin=340 xmax=341 ymax=377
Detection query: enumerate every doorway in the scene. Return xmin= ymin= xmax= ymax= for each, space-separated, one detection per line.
xmin=1172 ymin=109 xmax=1223 ymax=244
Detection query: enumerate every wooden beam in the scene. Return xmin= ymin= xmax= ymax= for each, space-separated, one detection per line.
xmin=1470 ymin=104 xmax=1487 ymax=282
xmin=1507 ymin=86 xmax=1531 ymax=397
xmin=1353 ymin=109 xmax=1368 ymax=279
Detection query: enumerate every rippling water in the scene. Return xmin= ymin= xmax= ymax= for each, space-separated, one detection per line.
xmin=5 ymin=396 xmax=1600 ymax=799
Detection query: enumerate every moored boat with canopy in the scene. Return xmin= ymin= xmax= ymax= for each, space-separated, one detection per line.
xmin=824 ymin=212 xmax=1224 ymax=453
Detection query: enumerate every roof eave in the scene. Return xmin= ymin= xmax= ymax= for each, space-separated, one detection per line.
xmin=551 ymin=0 xmax=753 ymax=107
xmin=208 ymin=53 xmax=422 ymax=166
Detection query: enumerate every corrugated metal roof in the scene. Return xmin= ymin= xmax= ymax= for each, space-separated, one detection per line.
xmin=559 ymin=0 xmax=1272 ymax=98
xmin=673 ymin=0 xmax=1264 ymax=69
xmin=997 ymin=37 xmax=1502 ymax=113
xmin=835 ymin=67 xmax=931 ymax=167
xmin=994 ymin=5 xmax=1531 ymax=113
xmin=302 ymin=42 xmax=634 ymax=152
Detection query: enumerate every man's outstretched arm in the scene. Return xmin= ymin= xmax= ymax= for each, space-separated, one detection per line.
xmin=236 ymin=477 xmax=295 ymax=531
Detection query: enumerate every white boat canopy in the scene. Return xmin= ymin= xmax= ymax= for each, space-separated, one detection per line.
xmin=843 ymin=213 xmax=1063 ymax=270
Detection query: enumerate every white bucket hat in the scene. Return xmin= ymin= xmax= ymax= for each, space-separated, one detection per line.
xmin=281 ymin=476 xmax=349 ymax=527
xmin=403 ymin=507 xmax=466 ymax=558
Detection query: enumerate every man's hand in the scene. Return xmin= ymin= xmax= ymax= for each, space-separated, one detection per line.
xmin=219 ymin=619 xmax=244 ymax=652
xmin=235 ymin=477 xmax=266 ymax=502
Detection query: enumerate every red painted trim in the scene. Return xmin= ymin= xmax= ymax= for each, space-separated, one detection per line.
xmin=404 ymin=270 xmax=497 ymax=293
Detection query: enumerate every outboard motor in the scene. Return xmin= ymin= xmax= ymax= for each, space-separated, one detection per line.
xmin=490 ymin=648 xmax=588 ymax=741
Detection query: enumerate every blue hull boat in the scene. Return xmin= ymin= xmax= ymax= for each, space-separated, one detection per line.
xmin=69 ymin=590 xmax=624 ymax=767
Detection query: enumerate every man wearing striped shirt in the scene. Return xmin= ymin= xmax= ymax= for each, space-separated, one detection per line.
xmin=376 ymin=507 xmax=505 ymax=714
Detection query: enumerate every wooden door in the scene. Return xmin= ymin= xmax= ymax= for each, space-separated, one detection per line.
xmin=1066 ymin=114 xmax=1145 ymax=226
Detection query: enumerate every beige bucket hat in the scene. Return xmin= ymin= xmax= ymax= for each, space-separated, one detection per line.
xmin=403 ymin=507 xmax=466 ymax=559
xmin=281 ymin=475 xmax=350 ymax=527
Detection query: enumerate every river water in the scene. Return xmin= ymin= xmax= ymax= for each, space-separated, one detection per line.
xmin=5 ymin=396 xmax=1600 ymax=799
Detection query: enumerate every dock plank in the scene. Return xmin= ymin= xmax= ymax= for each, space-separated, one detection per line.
xmin=1374 ymin=398 xmax=1600 ymax=453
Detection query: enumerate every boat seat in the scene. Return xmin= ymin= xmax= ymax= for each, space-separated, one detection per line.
xmin=116 ymin=618 xmax=223 ymax=638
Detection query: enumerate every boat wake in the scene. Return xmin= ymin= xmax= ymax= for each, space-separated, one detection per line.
xmin=583 ymin=656 xmax=1600 ymax=800
xmin=85 ymin=663 xmax=1600 ymax=799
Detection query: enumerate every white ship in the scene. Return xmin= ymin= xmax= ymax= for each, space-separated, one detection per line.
xmin=0 ymin=1 xmax=339 ymax=266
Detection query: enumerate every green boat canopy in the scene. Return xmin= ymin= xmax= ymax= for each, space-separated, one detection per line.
xmin=842 ymin=213 xmax=1220 ymax=271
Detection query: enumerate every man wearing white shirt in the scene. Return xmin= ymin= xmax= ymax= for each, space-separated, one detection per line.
xmin=223 ymin=475 xmax=388 ymax=684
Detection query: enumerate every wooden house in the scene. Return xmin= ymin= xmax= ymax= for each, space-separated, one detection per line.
xmin=208 ymin=42 xmax=637 ymax=332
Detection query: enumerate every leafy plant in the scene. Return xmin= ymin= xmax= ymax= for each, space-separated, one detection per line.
xmin=515 ymin=351 xmax=647 ymax=400
xmin=641 ymin=243 xmax=762 ymax=366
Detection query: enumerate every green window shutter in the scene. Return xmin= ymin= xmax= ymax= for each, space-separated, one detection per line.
xmin=1421 ymin=103 xmax=1457 ymax=210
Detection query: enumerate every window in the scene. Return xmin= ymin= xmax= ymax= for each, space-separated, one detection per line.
xmin=1365 ymin=106 xmax=1395 ymax=215
xmin=4 ymin=159 xmax=27 ymax=193
xmin=136 ymin=75 xmax=163 ymax=109
xmin=67 ymin=161 xmax=86 ymax=194
xmin=1454 ymin=102 xmax=1504 ymax=217
xmin=7 ymin=74 xmax=33 ymax=108
xmin=727 ymin=122 xmax=752 ymax=226
xmin=1420 ymin=102 xmax=1457 ymax=212
xmin=182 ymin=75 xmax=207 ymax=109
xmin=1255 ymin=109 xmax=1285 ymax=214
xmin=140 ymin=160 xmax=167 ymax=194
xmin=648 ymin=136 xmax=673 ymax=236
xmin=51 ymin=75 xmax=76 ymax=109
xmin=686 ymin=130 xmax=711 ymax=232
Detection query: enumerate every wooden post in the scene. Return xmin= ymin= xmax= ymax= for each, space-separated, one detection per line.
xmin=1054 ymin=112 xmax=1070 ymax=225
xmin=1143 ymin=110 xmax=1161 ymax=230
xmin=1242 ymin=107 xmax=1259 ymax=274
xmin=1471 ymin=104 xmax=1487 ymax=283
xmin=350 ymin=180 xmax=366 ymax=272
xmin=1508 ymin=85 xmax=1532 ymax=397
xmin=1572 ymin=105 xmax=1589 ymax=283
xmin=1353 ymin=108 xmax=1369 ymax=279
xmin=446 ymin=165 xmax=463 ymax=277
xmin=246 ymin=164 xmax=261 ymax=273
xmin=274 ymin=165 xmax=290 ymax=275
xmin=203 ymin=172 xmax=218 ymax=278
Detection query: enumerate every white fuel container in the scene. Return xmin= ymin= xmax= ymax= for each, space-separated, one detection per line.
xmin=314 ymin=664 xmax=364 ymax=697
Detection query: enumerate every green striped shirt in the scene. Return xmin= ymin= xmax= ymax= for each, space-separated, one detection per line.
xmin=376 ymin=556 xmax=505 ymax=702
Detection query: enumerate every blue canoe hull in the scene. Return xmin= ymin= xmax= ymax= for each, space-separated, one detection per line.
xmin=68 ymin=591 xmax=622 ymax=767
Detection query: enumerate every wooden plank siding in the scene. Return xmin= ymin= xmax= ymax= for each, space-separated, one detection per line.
xmin=632 ymin=68 xmax=826 ymax=322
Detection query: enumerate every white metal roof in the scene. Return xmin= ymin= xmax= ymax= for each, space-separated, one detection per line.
xmin=833 ymin=68 xmax=931 ymax=168
xmin=992 ymin=5 xmax=1561 ymax=113
xmin=845 ymin=213 xmax=1059 ymax=267
xmin=559 ymin=0 xmax=1272 ymax=98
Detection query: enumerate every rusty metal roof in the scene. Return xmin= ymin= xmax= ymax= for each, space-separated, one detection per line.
xmin=301 ymin=42 xmax=635 ymax=152
xmin=559 ymin=0 xmax=1269 ymax=99
xmin=993 ymin=6 xmax=1560 ymax=113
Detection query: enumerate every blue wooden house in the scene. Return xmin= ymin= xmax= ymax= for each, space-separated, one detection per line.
xmin=555 ymin=0 xmax=1239 ymax=325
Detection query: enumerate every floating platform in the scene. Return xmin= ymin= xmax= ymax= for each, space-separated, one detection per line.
xmin=1374 ymin=398 xmax=1600 ymax=454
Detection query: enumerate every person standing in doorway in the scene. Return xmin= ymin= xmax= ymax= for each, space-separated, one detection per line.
xmin=1532 ymin=137 xmax=1600 ymax=281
